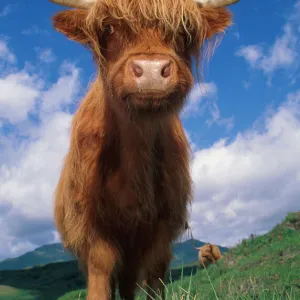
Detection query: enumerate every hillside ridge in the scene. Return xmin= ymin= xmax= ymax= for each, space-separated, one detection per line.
xmin=0 ymin=239 xmax=228 ymax=271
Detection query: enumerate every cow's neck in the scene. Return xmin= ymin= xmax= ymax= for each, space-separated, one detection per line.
xmin=116 ymin=113 xmax=161 ymax=174
xmin=106 ymin=108 xmax=166 ymax=217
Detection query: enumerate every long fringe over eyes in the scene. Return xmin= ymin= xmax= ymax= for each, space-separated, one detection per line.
xmin=82 ymin=0 xmax=229 ymax=80
xmin=90 ymin=0 xmax=203 ymax=37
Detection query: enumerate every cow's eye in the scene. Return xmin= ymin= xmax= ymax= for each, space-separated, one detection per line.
xmin=105 ymin=25 xmax=115 ymax=35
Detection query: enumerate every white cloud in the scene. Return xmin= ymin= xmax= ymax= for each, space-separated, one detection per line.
xmin=183 ymin=82 xmax=217 ymax=117
xmin=260 ymin=24 xmax=297 ymax=73
xmin=0 ymin=42 xmax=81 ymax=259
xmin=0 ymin=112 xmax=72 ymax=221
xmin=233 ymin=31 xmax=240 ymax=40
xmin=0 ymin=40 xmax=45 ymax=124
xmin=0 ymin=5 xmax=11 ymax=17
xmin=22 ymin=26 xmax=49 ymax=36
xmin=236 ymin=45 xmax=262 ymax=68
xmin=0 ymin=39 xmax=16 ymax=64
xmin=0 ymin=111 xmax=75 ymax=259
xmin=236 ymin=1 xmax=300 ymax=78
xmin=184 ymin=129 xmax=198 ymax=153
xmin=0 ymin=43 xmax=79 ymax=124
xmin=0 ymin=71 xmax=41 ymax=123
xmin=36 ymin=48 xmax=56 ymax=63
xmin=182 ymin=83 xmax=234 ymax=130
xmin=190 ymin=90 xmax=300 ymax=247
xmin=41 ymin=62 xmax=81 ymax=114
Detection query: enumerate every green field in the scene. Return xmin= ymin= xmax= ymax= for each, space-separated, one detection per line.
xmin=0 ymin=212 xmax=299 ymax=300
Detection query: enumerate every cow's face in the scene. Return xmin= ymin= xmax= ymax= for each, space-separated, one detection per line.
xmin=52 ymin=0 xmax=232 ymax=117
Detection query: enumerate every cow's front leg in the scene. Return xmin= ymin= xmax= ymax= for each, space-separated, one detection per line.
xmin=142 ymin=224 xmax=173 ymax=300
xmin=146 ymin=254 xmax=171 ymax=300
xmin=86 ymin=241 xmax=118 ymax=300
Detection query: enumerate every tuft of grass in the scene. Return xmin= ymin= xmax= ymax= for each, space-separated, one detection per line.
xmin=58 ymin=289 xmax=86 ymax=300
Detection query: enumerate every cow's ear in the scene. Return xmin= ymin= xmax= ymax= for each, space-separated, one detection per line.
xmin=199 ymin=6 xmax=232 ymax=39
xmin=52 ymin=9 xmax=90 ymax=44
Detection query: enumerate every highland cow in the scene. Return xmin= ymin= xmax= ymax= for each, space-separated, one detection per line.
xmin=49 ymin=0 xmax=239 ymax=299
xmin=196 ymin=243 xmax=223 ymax=268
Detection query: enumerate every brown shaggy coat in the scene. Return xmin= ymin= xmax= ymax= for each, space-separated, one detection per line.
xmin=197 ymin=243 xmax=223 ymax=268
xmin=51 ymin=0 xmax=232 ymax=299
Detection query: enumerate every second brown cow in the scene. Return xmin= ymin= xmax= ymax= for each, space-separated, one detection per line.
xmin=196 ymin=243 xmax=223 ymax=268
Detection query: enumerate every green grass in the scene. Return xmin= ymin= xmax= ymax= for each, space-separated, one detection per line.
xmin=167 ymin=212 xmax=300 ymax=300
xmin=1 ymin=212 xmax=299 ymax=300
xmin=0 ymin=285 xmax=38 ymax=300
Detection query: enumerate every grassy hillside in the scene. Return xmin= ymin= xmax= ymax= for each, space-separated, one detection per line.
xmin=0 ymin=212 xmax=298 ymax=299
xmin=0 ymin=260 xmax=86 ymax=300
xmin=172 ymin=211 xmax=300 ymax=299
xmin=0 ymin=239 xmax=223 ymax=271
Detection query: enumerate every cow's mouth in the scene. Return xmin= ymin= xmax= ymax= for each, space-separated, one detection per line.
xmin=123 ymin=89 xmax=186 ymax=114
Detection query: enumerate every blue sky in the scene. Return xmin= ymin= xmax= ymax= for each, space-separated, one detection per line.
xmin=0 ymin=0 xmax=300 ymax=260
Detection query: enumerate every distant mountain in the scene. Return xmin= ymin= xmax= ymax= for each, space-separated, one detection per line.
xmin=0 ymin=244 xmax=75 ymax=271
xmin=0 ymin=239 xmax=228 ymax=271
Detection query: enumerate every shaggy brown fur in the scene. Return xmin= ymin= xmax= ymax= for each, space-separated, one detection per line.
xmin=196 ymin=243 xmax=223 ymax=268
xmin=51 ymin=0 xmax=232 ymax=299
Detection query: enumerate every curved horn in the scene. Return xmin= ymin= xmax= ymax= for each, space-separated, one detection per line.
xmin=49 ymin=0 xmax=95 ymax=9
xmin=195 ymin=0 xmax=240 ymax=7
xmin=50 ymin=0 xmax=239 ymax=9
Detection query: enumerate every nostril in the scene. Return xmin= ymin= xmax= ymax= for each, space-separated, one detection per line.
xmin=132 ymin=63 xmax=143 ymax=78
xmin=161 ymin=62 xmax=172 ymax=78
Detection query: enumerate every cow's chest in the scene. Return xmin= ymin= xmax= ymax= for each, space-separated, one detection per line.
xmin=100 ymin=139 xmax=187 ymax=248
xmin=106 ymin=164 xmax=159 ymax=209
xmin=104 ymin=150 xmax=166 ymax=221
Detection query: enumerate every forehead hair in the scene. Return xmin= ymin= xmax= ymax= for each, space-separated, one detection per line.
xmin=87 ymin=0 xmax=205 ymax=42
